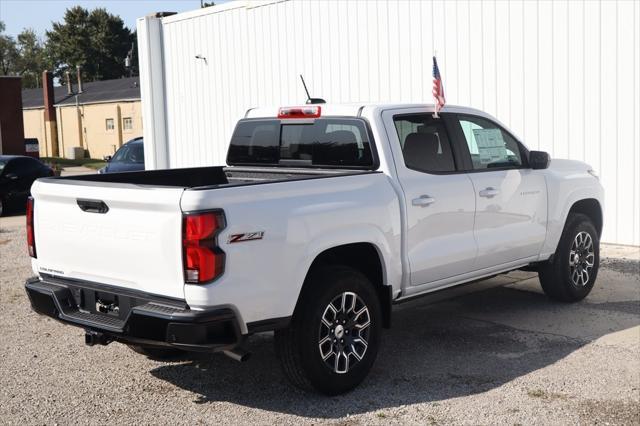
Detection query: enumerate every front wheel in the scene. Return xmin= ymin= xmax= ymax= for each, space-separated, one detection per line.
xmin=275 ymin=265 xmax=382 ymax=395
xmin=539 ymin=213 xmax=600 ymax=302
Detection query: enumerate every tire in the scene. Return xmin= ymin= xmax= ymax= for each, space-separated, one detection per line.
xmin=0 ymin=197 xmax=4 ymax=216
xmin=539 ymin=213 xmax=600 ymax=302
xmin=275 ymin=265 xmax=382 ymax=395
xmin=127 ymin=344 xmax=183 ymax=360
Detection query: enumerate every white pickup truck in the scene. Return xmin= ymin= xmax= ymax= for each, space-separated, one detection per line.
xmin=25 ymin=103 xmax=603 ymax=394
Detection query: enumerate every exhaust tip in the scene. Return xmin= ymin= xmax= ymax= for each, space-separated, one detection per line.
xmin=223 ymin=348 xmax=251 ymax=362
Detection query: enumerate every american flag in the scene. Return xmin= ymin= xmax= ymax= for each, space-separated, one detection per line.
xmin=432 ymin=56 xmax=446 ymax=115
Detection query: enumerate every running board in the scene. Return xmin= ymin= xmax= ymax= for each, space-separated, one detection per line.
xmin=393 ymin=270 xmax=537 ymax=305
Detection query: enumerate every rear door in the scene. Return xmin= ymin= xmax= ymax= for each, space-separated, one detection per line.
xmin=31 ymin=180 xmax=187 ymax=299
xmin=449 ymin=114 xmax=547 ymax=269
xmin=382 ymin=109 xmax=477 ymax=291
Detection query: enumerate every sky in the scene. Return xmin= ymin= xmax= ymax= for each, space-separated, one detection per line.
xmin=0 ymin=0 xmax=228 ymax=38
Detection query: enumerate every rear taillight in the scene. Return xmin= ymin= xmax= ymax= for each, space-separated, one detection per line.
xmin=26 ymin=197 xmax=36 ymax=258
xmin=182 ymin=211 xmax=225 ymax=283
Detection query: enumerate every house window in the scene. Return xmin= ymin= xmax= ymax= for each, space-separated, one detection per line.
xmin=105 ymin=118 xmax=115 ymax=131
xmin=123 ymin=117 xmax=133 ymax=131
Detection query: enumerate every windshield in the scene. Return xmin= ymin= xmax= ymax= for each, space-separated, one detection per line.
xmin=0 ymin=160 xmax=6 ymax=174
xmin=112 ymin=143 xmax=144 ymax=164
xmin=227 ymin=118 xmax=375 ymax=169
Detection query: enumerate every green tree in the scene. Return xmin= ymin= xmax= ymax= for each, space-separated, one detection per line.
xmin=0 ymin=21 xmax=19 ymax=75
xmin=15 ymin=29 xmax=49 ymax=88
xmin=46 ymin=6 xmax=90 ymax=80
xmin=46 ymin=6 xmax=134 ymax=81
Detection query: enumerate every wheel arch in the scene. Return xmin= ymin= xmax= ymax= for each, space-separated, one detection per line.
xmin=294 ymin=242 xmax=392 ymax=328
xmin=567 ymin=198 xmax=603 ymax=237
xmin=540 ymin=180 xmax=604 ymax=259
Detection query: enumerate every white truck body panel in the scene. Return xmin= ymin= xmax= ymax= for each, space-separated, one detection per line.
xmin=467 ymin=168 xmax=548 ymax=269
xmin=540 ymin=159 xmax=605 ymax=259
xmin=30 ymin=181 xmax=186 ymax=299
xmin=181 ymin=172 xmax=402 ymax=330
xmin=29 ymin=103 xmax=604 ymax=333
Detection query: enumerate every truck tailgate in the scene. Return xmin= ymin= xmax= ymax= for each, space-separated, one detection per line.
xmin=31 ymin=180 xmax=186 ymax=299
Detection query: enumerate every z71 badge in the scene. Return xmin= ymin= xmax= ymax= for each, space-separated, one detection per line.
xmin=228 ymin=231 xmax=265 ymax=243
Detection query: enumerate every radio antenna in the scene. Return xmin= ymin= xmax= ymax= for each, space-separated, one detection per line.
xmin=300 ymin=74 xmax=312 ymax=102
xmin=299 ymin=74 xmax=326 ymax=105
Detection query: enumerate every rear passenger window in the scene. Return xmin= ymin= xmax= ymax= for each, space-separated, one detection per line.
xmin=393 ymin=114 xmax=456 ymax=173
xmin=455 ymin=115 xmax=524 ymax=170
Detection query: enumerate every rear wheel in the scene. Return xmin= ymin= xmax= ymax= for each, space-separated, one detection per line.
xmin=275 ymin=265 xmax=382 ymax=395
xmin=127 ymin=344 xmax=183 ymax=360
xmin=0 ymin=197 xmax=4 ymax=216
xmin=539 ymin=213 xmax=600 ymax=302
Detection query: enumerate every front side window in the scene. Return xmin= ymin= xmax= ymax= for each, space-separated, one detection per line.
xmin=227 ymin=118 xmax=374 ymax=169
xmin=123 ymin=117 xmax=133 ymax=130
xmin=105 ymin=118 xmax=115 ymax=131
xmin=455 ymin=115 xmax=524 ymax=170
xmin=393 ymin=114 xmax=456 ymax=173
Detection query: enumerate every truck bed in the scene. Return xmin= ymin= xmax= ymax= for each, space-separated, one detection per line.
xmin=30 ymin=164 xmax=386 ymax=300
xmin=46 ymin=166 xmax=373 ymax=189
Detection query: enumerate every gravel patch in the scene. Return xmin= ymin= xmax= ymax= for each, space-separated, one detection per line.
xmin=1 ymin=226 xmax=638 ymax=425
xmin=601 ymin=257 xmax=640 ymax=276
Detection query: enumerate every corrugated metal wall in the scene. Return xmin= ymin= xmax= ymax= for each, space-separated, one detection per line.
xmin=155 ymin=0 xmax=639 ymax=245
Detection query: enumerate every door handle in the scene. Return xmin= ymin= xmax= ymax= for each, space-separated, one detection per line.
xmin=479 ymin=187 xmax=500 ymax=198
xmin=77 ymin=198 xmax=109 ymax=214
xmin=412 ymin=195 xmax=436 ymax=207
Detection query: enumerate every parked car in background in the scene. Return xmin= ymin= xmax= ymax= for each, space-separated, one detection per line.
xmin=99 ymin=137 xmax=144 ymax=174
xmin=0 ymin=155 xmax=54 ymax=216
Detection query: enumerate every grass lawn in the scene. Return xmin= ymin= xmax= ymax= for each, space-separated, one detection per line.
xmin=41 ymin=157 xmax=106 ymax=170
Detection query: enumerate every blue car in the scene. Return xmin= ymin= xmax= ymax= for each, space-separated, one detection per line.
xmin=100 ymin=137 xmax=145 ymax=174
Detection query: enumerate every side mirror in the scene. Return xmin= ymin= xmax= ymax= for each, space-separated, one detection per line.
xmin=529 ymin=151 xmax=550 ymax=170
xmin=103 ymin=155 xmax=112 ymax=162
xmin=5 ymin=173 xmax=18 ymax=180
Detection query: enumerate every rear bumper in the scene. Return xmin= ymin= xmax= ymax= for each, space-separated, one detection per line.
xmin=25 ymin=277 xmax=242 ymax=351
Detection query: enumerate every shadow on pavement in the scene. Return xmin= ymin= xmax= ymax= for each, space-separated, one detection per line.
xmin=150 ymin=280 xmax=639 ymax=418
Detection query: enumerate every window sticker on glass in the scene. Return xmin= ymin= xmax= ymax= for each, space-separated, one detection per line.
xmin=472 ymin=128 xmax=507 ymax=165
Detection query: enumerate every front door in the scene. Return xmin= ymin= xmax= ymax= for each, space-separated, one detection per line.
xmin=450 ymin=114 xmax=548 ymax=269
xmin=383 ymin=110 xmax=477 ymax=289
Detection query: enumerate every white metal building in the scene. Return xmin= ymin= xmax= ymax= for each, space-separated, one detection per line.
xmin=137 ymin=0 xmax=639 ymax=246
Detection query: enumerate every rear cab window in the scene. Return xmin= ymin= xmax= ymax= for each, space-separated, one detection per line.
xmin=227 ymin=118 xmax=376 ymax=169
